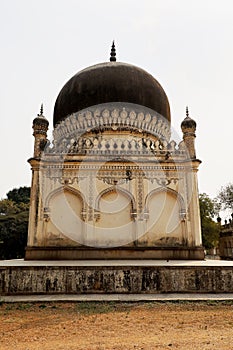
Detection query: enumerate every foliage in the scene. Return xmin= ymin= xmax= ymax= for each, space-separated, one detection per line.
xmin=7 ymin=186 xmax=30 ymax=204
xmin=217 ymin=183 xmax=233 ymax=212
xmin=0 ymin=199 xmax=29 ymax=216
xmin=199 ymin=193 xmax=220 ymax=249
xmin=199 ymin=193 xmax=218 ymax=219
xmin=0 ymin=187 xmax=30 ymax=260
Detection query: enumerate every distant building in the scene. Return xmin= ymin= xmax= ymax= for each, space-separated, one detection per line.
xmin=219 ymin=217 xmax=233 ymax=259
xmin=25 ymin=43 xmax=204 ymax=260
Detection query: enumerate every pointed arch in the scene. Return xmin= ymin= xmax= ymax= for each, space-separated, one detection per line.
xmin=44 ymin=185 xmax=86 ymax=243
xmin=95 ymin=186 xmax=136 ymax=213
xmin=143 ymin=186 xmax=186 ymax=242
xmin=144 ymin=187 xmax=185 ymax=212
xmin=45 ymin=185 xmax=85 ymax=209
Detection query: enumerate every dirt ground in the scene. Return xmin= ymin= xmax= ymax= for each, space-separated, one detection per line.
xmin=0 ymin=301 xmax=233 ymax=350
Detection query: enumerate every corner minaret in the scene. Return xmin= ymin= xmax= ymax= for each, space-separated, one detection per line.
xmin=32 ymin=104 xmax=49 ymax=158
xmin=181 ymin=106 xmax=197 ymax=159
xmin=28 ymin=105 xmax=49 ymax=248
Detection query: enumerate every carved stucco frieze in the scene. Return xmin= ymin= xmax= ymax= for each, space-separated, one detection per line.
xmin=50 ymin=104 xmax=172 ymax=149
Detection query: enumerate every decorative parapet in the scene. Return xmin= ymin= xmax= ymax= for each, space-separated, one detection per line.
xmin=46 ymin=134 xmax=187 ymax=158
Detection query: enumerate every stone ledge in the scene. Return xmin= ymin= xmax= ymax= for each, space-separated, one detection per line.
xmin=25 ymin=246 xmax=205 ymax=260
xmin=0 ymin=263 xmax=233 ymax=295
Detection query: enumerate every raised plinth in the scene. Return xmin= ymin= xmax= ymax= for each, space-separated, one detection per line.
xmin=25 ymin=246 xmax=205 ymax=260
xmin=0 ymin=259 xmax=233 ymax=296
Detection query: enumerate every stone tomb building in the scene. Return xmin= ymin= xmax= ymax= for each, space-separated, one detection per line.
xmin=219 ymin=218 xmax=233 ymax=259
xmin=26 ymin=44 xmax=204 ymax=260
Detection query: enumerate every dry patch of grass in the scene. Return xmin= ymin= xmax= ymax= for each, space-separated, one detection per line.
xmin=0 ymin=301 xmax=233 ymax=350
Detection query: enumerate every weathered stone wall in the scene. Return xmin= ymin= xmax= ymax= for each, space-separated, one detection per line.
xmin=1 ymin=265 xmax=233 ymax=295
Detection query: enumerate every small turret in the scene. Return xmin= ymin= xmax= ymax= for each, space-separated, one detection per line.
xmin=32 ymin=104 xmax=49 ymax=158
xmin=181 ymin=106 xmax=197 ymax=159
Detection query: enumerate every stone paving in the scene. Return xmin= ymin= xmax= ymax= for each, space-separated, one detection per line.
xmin=2 ymin=293 xmax=233 ymax=302
xmin=1 ymin=258 xmax=233 ymax=267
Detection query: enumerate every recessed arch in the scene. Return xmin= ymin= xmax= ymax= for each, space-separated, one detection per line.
xmin=143 ymin=186 xmax=186 ymax=243
xmin=145 ymin=187 xmax=185 ymax=213
xmin=95 ymin=186 xmax=136 ymax=213
xmin=45 ymin=185 xmax=86 ymax=244
xmin=45 ymin=185 xmax=85 ymax=209
xmin=95 ymin=186 xmax=135 ymax=240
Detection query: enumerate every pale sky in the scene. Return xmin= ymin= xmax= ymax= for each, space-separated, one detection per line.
xmin=0 ymin=0 xmax=232 ymax=200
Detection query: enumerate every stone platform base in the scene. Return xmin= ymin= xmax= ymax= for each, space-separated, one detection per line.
xmin=0 ymin=259 xmax=233 ymax=296
xmin=3 ymin=293 xmax=233 ymax=302
xmin=25 ymin=246 xmax=205 ymax=260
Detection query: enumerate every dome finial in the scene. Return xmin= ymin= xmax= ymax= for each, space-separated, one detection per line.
xmin=186 ymin=106 xmax=189 ymax=117
xmin=38 ymin=103 xmax=44 ymax=116
xmin=110 ymin=40 xmax=116 ymax=62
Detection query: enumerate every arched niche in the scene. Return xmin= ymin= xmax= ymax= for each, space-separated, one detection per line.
xmin=45 ymin=186 xmax=85 ymax=245
xmin=92 ymin=187 xmax=136 ymax=247
xmin=96 ymin=187 xmax=135 ymax=228
xmin=142 ymin=187 xmax=185 ymax=245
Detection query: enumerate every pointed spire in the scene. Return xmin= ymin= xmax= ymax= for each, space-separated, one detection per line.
xmin=181 ymin=105 xmax=196 ymax=131
xmin=110 ymin=40 xmax=116 ymax=62
xmin=38 ymin=103 xmax=44 ymax=116
xmin=34 ymin=102 xmax=48 ymax=128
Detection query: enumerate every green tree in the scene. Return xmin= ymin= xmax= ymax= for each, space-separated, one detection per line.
xmin=0 ymin=187 xmax=30 ymax=260
xmin=7 ymin=186 xmax=30 ymax=204
xmin=0 ymin=199 xmax=21 ymax=215
xmin=199 ymin=193 xmax=220 ymax=249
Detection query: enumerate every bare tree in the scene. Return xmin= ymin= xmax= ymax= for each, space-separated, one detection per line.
xmin=217 ymin=183 xmax=233 ymax=212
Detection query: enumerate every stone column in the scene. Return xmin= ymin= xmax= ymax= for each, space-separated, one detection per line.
xmin=27 ymin=160 xmax=40 ymax=246
xmin=188 ymin=162 xmax=202 ymax=246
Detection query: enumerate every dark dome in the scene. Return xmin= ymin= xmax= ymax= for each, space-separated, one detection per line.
xmin=53 ymin=62 xmax=170 ymax=126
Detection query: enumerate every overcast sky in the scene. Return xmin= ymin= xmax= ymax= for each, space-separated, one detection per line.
xmin=0 ymin=0 xmax=232 ymax=200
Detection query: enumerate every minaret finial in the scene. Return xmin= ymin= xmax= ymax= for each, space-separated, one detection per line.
xmin=186 ymin=106 xmax=189 ymax=117
xmin=38 ymin=103 xmax=43 ymax=116
xmin=110 ymin=40 xmax=116 ymax=62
